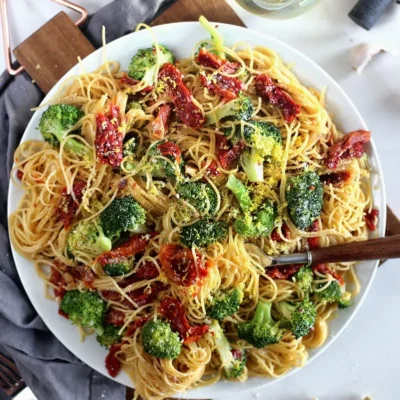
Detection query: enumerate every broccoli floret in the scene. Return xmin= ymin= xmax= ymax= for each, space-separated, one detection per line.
xmin=97 ymin=324 xmax=121 ymax=348
xmin=237 ymin=300 xmax=284 ymax=348
xmin=210 ymin=320 xmax=246 ymax=379
xmin=126 ymin=101 xmax=142 ymax=112
xmin=60 ymin=290 xmax=106 ymax=334
xmin=293 ymin=266 xmax=313 ymax=292
xmin=39 ymin=104 xmax=87 ymax=156
xmin=316 ymin=280 xmax=351 ymax=309
xmin=286 ymin=170 xmax=323 ymax=230
xmin=103 ymin=258 xmax=133 ymax=277
xmin=205 ymin=94 xmax=253 ymax=125
xmin=278 ymin=299 xmax=316 ymax=339
xmin=226 ymin=174 xmax=252 ymax=212
xmin=67 ymin=218 xmax=112 ymax=258
xmin=234 ymin=200 xmax=277 ymax=238
xmin=176 ymin=181 xmax=218 ymax=217
xmin=207 ymin=286 xmax=244 ymax=320
xmin=100 ymin=196 xmax=146 ymax=241
xmin=180 ymin=219 xmax=228 ymax=248
xmin=123 ymin=137 xmax=138 ymax=158
xmin=199 ymin=16 xmax=225 ymax=59
xmin=147 ymin=140 xmax=184 ymax=181
xmin=241 ymin=121 xmax=283 ymax=182
xmin=338 ymin=291 xmax=352 ymax=309
xmin=142 ymin=320 xmax=182 ymax=359
xmin=128 ymin=44 xmax=174 ymax=87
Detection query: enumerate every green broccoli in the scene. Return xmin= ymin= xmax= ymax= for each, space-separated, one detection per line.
xmin=199 ymin=16 xmax=225 ymax=59
xmin=241 ymin=121 xmax=283 ymax=182
xmin=210 ymin=320 xmax=246 ymax=379
xmin=316 ymin=280 xmax=351 ymax=308
xmin=126 ymin=100 xmax=142 ymax=112
xmin=207 ymin=286 xmax=244 ymax=320
xmin=100 ymin=196 xmax=146 ymax=241
xmin=39 ymin=104 xmax=87 ymax=156
xmin=285 ymin=170 xmax=323 ymax=230
xmin=278 ymin=299 xmax=316 ymax=339
xmin=226 ymin=174 xmax=252 ymax=212
xmin=237 ymin=300 xmax=284 ymax=348
xmin=123 ymin=137 xmax=138 ymax=158
xmin=205 ymin=94 xmax=253 ymax=125
xmin=234 ymin=200 xmax=277 ymax=238
xmin=338 ymin=291 xmax=352 ymax=309
xmin=60 ymin=290 xmax=106 ymax=334
xmin=128 ymin=44 xmax=174 ymax=87
xmin=293 ymin=266 xmax=314 ymax=292
xmin=176 ymin=181 xmax=218 ymax=217
xmin=97 ymin=324 xmax=121 ymax=348
xmin=67 ymin=218 xmax=112 ymax=258
xmin=180 ymin=219 xmax=228 ymax=248
xmin=103 ymin=258 xmax=133 ymax=277
xmin=142 ymin=320 xmax=182 ymax=359
xmin=147 ymin=140 xmax=184 ymax=181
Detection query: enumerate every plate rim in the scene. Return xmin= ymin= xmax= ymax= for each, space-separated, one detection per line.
xmin=7 ymin=20 xmax=387 ymax=398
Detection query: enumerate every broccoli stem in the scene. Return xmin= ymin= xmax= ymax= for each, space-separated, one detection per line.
xmin=252 ymin=300 xmax=273 ymax=325
xmin=226 ymin=175 xmax=252 ymax=212
xmin=64 ymin=138 xmax=89 ymax=156
xmin=199 ymin=16 xmax=225 ymax=59
xmin=242 ymin=148 xmax=264 ymax=183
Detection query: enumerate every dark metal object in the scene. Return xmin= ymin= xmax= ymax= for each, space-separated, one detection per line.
xmin=0 ymin=353 xmax=25 ymax=397
xmin=349 ymin=0 xmax=394 ymax=30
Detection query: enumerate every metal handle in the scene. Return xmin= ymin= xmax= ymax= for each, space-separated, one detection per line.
xmin=270 ymin=251 xmax=311 ymax=266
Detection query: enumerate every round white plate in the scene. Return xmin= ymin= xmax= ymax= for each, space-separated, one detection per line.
xmin=8 ymin=22 xmax=386 ymax=399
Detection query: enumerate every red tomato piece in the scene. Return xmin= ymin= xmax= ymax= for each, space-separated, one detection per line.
xmin=159 ymin=244 xmax=208 ymax=287
xmin=307 ymin=220 xmax=320 ymax=250
xmin=320 ymin=171 xmax=351 ymax=186
xmin=95 ymin=103 xmax=123 ymax=168
xmin=96 ymin=233 xmax=154 ymax=266
xmin=312 ymin=263 xmax=343 ymax=285
xmin=125 ymin=316 xmax=149 ymax=337
xmin=157 ymin=141 xmax=182 ymax=164
xmin=326 ymin=130 xmax=371 ymax=170
xmin=105 ymin=309 xmax=125 ymax=327
xmin=364 ymin=209 xmax=379 ymax=231
xmin=16 ymin=169 xmax=23 ymax=180
xmin=151 ymin=103 xmax=173 ymax=139
xmin=58 ymin=180 xmax=86 ymax=230
xmin=105 ymin=344 xmax=122 ymax=378
xmin=215 ymin=135 xmax=246 ymax=170
xmin=196 ymin=48 xmax=240 ymax=74
xmin=200 ymin=72 xmax=244 ymax=102
xmin=202 ymin=160 xmax=221 ymax=177
xmin=158 ymin=63 xmax=205 ymax=129
xmin=271 ymin=223 xmax=291 ymax=242
xmin=255 ymin=74 xmax=300 ymax=123
xmin=267 ymin=264 xmax=303 ymax=280
xmin=159 ymin=296 xmax=209 ymax=344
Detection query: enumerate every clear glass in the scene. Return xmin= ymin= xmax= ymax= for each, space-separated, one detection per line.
xmin=235 ymin=0 xmax=320 ymax=18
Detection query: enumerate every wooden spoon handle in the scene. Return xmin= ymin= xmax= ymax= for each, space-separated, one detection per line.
xmin=311 ymin=235 xmax=400 ymax=265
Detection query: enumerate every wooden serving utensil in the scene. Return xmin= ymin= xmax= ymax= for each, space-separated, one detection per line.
xmin=266 ymin=235 xmax=400 ymax=266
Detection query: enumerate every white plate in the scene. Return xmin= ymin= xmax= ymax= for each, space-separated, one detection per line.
xmin=8 ymin=22 xmax=386 ymax=399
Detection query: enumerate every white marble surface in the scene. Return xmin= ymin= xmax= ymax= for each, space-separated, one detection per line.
xmin=1 ymin=1 xmax=400 ymax=399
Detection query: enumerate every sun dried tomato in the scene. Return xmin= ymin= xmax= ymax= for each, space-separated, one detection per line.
xmin=255 ymin=74 xmax=300 ymax=123
xmin=95 ymin=103 xmax=123 ymax=168
xmin=159 ymin=296 xmax=209 ymax=344
xmin=151 ymin=103 xmax=173 ymax=139
xmin=105 ymin=309 xmax=125 ymax=327
xmin=159 ymin=244 xmax=208 ymax=287
xmin=364 ymin=208 xmax=379 ymax=231
xmin=267 ymin=264 xmax=303 ymax=280
xmin=320 ymin=171 xmax=351 ymax=186
xmin=307 ymin=220 xmax=320 ymax=250
xmin=326 ymin=130 xmax=371 ymax=170
xmin=215 ymin=135 xmax=246 ymax=170
xmin=58 ymin=180 xmax=86 ymax=230
xmin=157 ymin=141 xmax=182 ymax=163
xmin=312 ymin=263 xmax=343 ymax=285
xmin=158 ymin=63 xmax=205 ymax=129
xmin=105 ymin=344 xmax=122 ymax=378
xmin=196 ymin=48 xmax=240 ymax=74
xmin=200 ymin=72 xmax=244 ymax=102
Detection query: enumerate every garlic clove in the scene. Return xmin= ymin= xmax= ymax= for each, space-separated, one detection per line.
xmin=350 ymin=43 xmax=398 ymax=74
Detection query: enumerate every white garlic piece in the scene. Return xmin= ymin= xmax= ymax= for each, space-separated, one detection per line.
xmin=350 ymin=43 xmax=398 ymax=74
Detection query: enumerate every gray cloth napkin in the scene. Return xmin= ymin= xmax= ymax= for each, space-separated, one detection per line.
xmin=0 ymin=1 xmax=174 ymax=399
